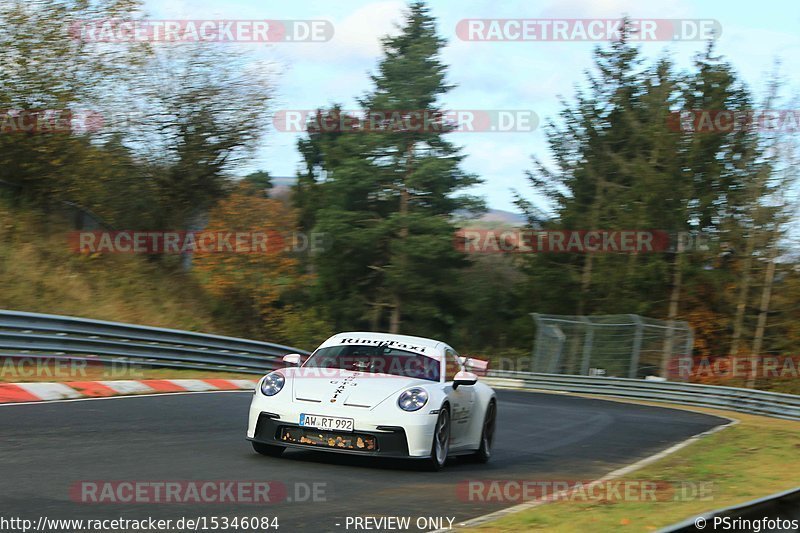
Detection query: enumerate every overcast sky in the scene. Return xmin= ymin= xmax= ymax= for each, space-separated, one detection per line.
xmin=144 ymin=0 xmax=800 ymax=214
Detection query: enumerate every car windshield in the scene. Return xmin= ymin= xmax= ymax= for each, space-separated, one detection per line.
xmin=303 ymin=344 xmax=440 ymax=382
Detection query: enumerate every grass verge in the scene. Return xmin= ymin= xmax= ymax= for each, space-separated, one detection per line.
xmin=462 ymin=398 xmax=800 ymax=532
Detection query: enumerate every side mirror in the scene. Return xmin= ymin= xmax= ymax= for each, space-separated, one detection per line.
xmin=282 ymin=353 xmax=302 ymax=366
xmin=453 ymin=370 xmax=478 ymax=390
xmin=462 ymin=356 xmax=489 ymax=376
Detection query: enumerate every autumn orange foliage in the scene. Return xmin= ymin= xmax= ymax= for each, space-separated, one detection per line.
xmin=193 ymin=184 xmax=311 ymax=340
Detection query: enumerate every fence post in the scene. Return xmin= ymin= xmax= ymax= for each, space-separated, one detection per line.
xmin=550 ymin=324 xmax=566 ymax=373
xmin=580 ymin=316 xmax=593 ymax=375
xmin=683 ymin=323 xmax=694 ymax=359
xmin=629 ymin=314 xmax=643 ymax=379
xmin=530 ymin=313 xmax=542 ymax=373
xmin=681 ymin=323 xmax=694 ymax=381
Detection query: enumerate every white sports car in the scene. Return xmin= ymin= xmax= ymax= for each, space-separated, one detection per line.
xmin=246 ymin=332 xmax=496 ymax=470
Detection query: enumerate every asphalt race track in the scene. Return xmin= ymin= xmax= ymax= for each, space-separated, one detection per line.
xmin=0 ymin=390 xmax=726 ymax=532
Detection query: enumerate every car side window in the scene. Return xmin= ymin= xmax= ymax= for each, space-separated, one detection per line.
xmin=444 ymin=349 xmax=462 ymax=381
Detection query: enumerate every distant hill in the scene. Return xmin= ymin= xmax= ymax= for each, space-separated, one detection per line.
xmin=476 ymin=209 xmax=527 ymax=226
xmin=454 ymin=208 xmax=528 ymax=228
xmin=267 ymin=177 xmax=529 ymax=227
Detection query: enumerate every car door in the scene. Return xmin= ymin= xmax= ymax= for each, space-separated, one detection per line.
xmin=443 ymin=347 xmax=475 ymax=447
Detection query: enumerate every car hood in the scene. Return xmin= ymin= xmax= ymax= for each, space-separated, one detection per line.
xmin=288 ymin=368 xmax=431 ymax=408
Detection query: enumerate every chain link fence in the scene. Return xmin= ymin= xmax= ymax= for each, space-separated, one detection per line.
xmin=531 ymin=313 xmax=693 ymax=380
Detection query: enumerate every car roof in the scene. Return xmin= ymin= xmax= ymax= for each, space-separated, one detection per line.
xmin=319 ymin=331 xmax=447 ymax=359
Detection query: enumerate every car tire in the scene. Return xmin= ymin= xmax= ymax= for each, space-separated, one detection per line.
xmin=252 ymin=441 xmax=285 ymax=457
xmin=425 ymin=407 xmax=450 ymax=471
xmin=473 ymin=400 xmax=496 ymax=464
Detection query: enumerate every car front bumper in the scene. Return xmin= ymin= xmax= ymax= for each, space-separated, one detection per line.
xmin=247 ymin=392 xmax=438 ymax=458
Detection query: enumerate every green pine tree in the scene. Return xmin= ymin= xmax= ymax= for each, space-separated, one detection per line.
xmin=294 ymin=2 xmax=483 ymax=336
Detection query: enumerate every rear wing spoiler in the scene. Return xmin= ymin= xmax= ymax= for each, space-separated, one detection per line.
xmin=460 ymin=356 xmax=489 ymax=376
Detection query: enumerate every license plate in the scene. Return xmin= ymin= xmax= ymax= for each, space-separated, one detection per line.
xmin=299 ymin=413 xmax=354 ymax=432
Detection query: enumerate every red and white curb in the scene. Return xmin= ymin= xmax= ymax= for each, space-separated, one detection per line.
xmin=0 ymin=379 xmax=258 ymax=404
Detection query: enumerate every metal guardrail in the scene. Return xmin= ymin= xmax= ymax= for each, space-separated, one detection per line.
xmin=0 ymin=310 xmax=310 ymax=374
xmin=1 ymin=309 xmax=798 ymax=421
xmin=659 ymin=487 xmax=800 ymax=532
xmin=484 ymin=370 xmax=800 ymax=421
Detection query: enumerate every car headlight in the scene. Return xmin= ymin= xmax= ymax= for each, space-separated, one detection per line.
xmin=397 ymin=387 xmax=428 ymax=412
xmin=260 ymin=371 xmax=285 ymax=396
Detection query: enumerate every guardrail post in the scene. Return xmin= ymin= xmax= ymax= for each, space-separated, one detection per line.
xmin=580 ymin=316 xmax=593 ymax=375
xmin=629 ymin=314 xmax=643 ymax=379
